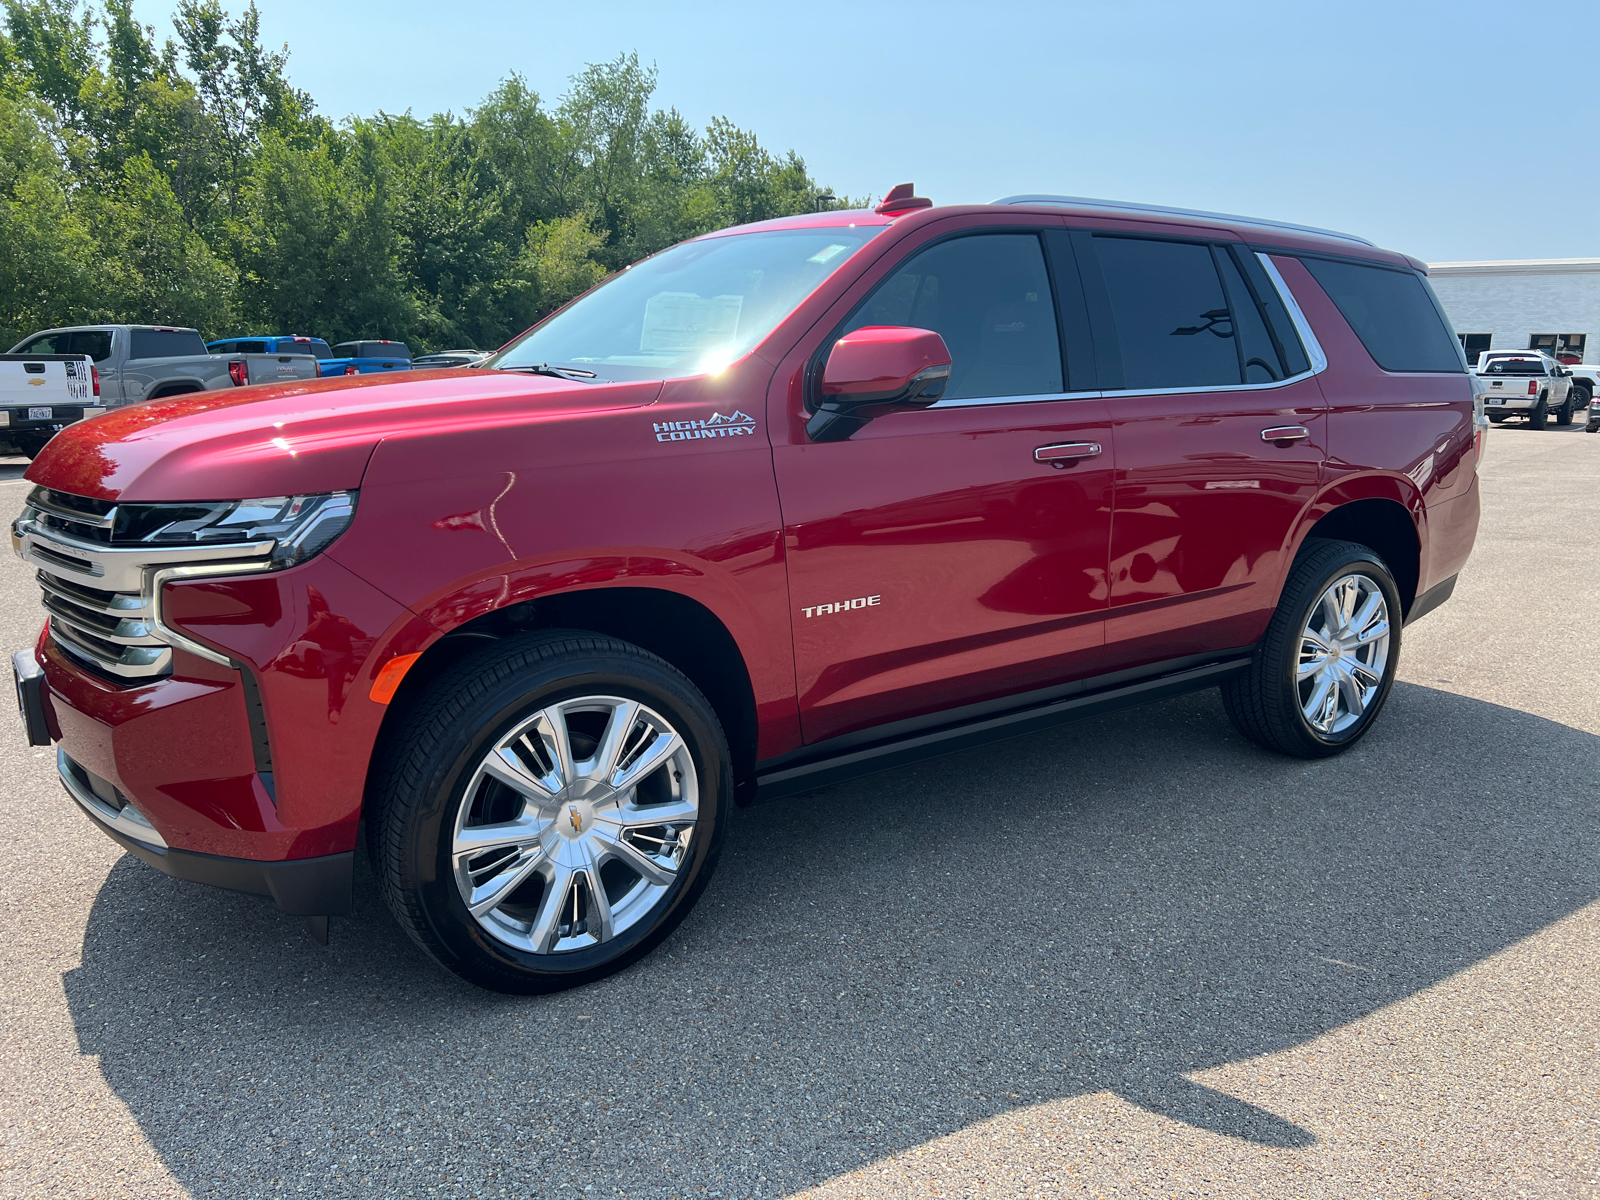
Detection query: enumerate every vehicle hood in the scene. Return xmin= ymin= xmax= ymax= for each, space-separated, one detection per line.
xmin=25 ymin=370 xmax=663 ymax=502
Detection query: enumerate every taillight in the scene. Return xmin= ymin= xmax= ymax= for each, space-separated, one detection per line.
xmin=1529 ymin=381 xmax=1539 ymax=395
xmin=313 ymin=362 xmax=321 ymax=378
xmin=344 ymin=365 xmax=359 ymax=376
xmin=228 ymin=360 xmax=249 ymax=387
xmin=90 ymin=365 xmax=100 ymax=396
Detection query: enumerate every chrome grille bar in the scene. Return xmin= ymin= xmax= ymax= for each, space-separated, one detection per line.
xmin=14 ymin=503 xmax=273 ymax=683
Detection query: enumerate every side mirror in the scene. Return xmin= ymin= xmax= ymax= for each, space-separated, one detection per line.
xmin=807 ymin=326 xmax=952 ymax=442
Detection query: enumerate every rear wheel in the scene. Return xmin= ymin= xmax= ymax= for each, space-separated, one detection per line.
xmin=1221 ymin=539 xmax=1401 ymax=758
xmin=1528 ymin=396 xmax=1548 ymax=429
xmin=373 ymin=631 xmax=730 ymax=993
xmin=1556 ymin=395 xmax=1575 ymax=426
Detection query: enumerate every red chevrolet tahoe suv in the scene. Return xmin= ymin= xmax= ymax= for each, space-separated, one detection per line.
xmin=10 ymin=189 xmax=1483 ymax=993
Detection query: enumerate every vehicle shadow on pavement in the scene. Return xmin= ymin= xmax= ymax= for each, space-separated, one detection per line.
xmin=63 ymin=682 xmax=1600 ymax=1198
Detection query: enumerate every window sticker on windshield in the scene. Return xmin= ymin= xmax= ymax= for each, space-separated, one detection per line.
xmin=640 ymin=292 xmax=744 ymax=354
xmin=808 ymin=244 xmax=849 ymax=265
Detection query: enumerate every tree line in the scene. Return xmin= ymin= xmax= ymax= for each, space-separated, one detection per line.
xmin=0 ymin=1 xmax=851 ymax=352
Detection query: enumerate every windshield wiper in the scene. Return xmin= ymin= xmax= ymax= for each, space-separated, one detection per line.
xmin=501 ymin=362 xmax=599 ymax=381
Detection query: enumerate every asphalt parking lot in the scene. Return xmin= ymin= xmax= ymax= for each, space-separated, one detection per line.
xmin=1 ymin=423 xmax=1596 ymax=1199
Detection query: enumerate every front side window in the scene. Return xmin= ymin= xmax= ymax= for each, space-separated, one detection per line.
xmin=488 ymin=225 xmax=890 ymax=382
xmin=842 ymin=232 xmax=1063 ymax=401
xmin=14 ymin=330 xmax=113 ymax=361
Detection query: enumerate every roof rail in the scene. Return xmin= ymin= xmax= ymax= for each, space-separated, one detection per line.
xmin=992 ymin=194 xmax=1375 ymax=248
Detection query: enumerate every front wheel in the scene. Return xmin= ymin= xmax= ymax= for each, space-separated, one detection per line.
xmin=1221 ymin=539 xmax=1401 ymax=758
xmin=372 ymin=631 xmax=730 ymax=993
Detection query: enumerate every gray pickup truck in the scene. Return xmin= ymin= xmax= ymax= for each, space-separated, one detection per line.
xmin=7 ymin=325 xmax=319 ymax=411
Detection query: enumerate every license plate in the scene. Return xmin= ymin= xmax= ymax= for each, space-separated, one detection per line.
xmin=27 ymin=406 xmax=51 ymax=421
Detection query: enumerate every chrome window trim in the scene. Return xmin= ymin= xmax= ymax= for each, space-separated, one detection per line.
xmin=933 ymin=389 xmax=1104 ymax=410
xmin=1092 ymin=253 xmax=1329 ymax=399
xmin=924 ymin=252 xmax=1328 ymax=408
xmin=1256 ymin=252 xmax=1329 ymax=375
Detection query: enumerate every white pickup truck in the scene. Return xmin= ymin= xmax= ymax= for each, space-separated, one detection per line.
xmin=0 ymin=353 xmax=105 ymax=459
xmin=1476 ymin=350 xmax=1580 ymax=429
xmin=9 ymin=325 xmax=320 ymax=405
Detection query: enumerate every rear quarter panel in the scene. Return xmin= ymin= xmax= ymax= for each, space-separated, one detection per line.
xmin=1272 ymin=254 xmax=1479 ymax=599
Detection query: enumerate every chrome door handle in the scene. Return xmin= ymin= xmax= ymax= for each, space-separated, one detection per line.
xmin=1034 ymin=442 xmax=1103 ymax=466
xmin=1261 ymin=425 xmax=1309 ymax=444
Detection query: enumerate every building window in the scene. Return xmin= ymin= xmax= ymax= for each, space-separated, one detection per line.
xmin=1460 ymin=333 xmax=1491 ymax=365
xmin=1529 ymin=333 xmax=1587 ymax=364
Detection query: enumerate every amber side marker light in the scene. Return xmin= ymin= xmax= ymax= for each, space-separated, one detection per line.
xmin=370 ymin=652 xmax=422 ymax=704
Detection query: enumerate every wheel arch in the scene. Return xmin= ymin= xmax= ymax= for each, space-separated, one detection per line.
xmin=373 ymin=585 xmax=761 ymax=802
xmin=147 ymin=381 xmax=204 ymax=400
xmin=1293 ymin=489 xmax=1422 ymax=616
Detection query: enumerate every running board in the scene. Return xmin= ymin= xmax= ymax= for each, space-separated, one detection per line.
xmin=753 ymin=656 xmax=1251 ymax=802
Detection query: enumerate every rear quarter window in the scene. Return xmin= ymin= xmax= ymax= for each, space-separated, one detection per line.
xmin=129 ymin=329 xmax=208 ymax=359
xmin=1299 ymin=258 xmax=1465 ymax=373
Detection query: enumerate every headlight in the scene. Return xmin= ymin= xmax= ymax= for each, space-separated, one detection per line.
xmin=29 ymin=487 xmax=358 ymax=570
xmin=119 ymin=492 xmax=358 ymax=568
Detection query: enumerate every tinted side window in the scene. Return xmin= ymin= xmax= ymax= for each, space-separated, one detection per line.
xmin=1299 ymin=258 xmax=1465 ymax=372
xmin=14 ymin=333 xmax=63 ymax=354
xmin=129 ymin=329 xmax=207 ymax=359
xmin=1093 ymin=237 xmax=1238 ymax=390
xmin=844 ymin=233 xmax=1062 ymax=401
xmin=64 ymin=330 xmax=112 ymax=361
xmin=1214 ymin=248 xmax=1286 ymax=383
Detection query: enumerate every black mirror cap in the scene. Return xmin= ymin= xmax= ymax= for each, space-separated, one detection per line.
xmin=805 ymin=363 xmax=951 ymax=443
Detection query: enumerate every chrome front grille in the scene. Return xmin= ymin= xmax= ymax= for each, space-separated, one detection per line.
xmin=37 ymin=570 xmax=170 ymax=677
xmin=14 ymin=489 xmax=274 ymax=683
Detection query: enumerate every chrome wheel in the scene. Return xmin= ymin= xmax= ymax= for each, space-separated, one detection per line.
xmin=1297 ymin=572 xmax=1390 ymax=736
xmin=452 ymin=695 xmax=698 ymax=955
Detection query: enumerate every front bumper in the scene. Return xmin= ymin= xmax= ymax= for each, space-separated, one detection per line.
xmin=57 ymin=746 xmax=353 ymax=914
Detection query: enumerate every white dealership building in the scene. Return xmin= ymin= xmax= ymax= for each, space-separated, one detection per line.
xmin=1426 ymin=258 xmax=1600 ymax=366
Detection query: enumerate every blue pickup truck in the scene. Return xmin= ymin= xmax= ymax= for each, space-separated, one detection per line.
xmin=205 ymin=336 xmax=413 ymax=377
xmin=326 ymin=340 xmax=412 ymax=376
xmin=207 ymin=335 xmax=332 ymax=368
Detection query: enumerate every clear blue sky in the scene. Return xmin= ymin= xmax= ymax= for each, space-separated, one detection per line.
xmin=133 ymin=0 xmax=1599 ymax=263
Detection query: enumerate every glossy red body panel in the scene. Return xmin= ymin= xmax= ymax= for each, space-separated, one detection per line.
xmin=23 ymin=369 xmax=660 ymax=502
xmin=23 ymin=200 xmax=1483 ymax=873
xmin=1102 ymin=377 xmax=1327 ymax=668
xmin=1270 ymin=255 xmax=1479 ymax=597
xmin=326 ymin=354 xmax=800 ymax=759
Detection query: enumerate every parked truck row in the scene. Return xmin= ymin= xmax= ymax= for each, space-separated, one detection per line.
xmin=0 ymin=326 xmax=440 ymax=459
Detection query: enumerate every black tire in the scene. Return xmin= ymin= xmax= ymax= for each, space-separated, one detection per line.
xmin=1528 ymin=396 xmax=1548 ymax=429
xmin=1220 ymin=539 xmax=1402 ymax=759
xmin=1488 ymin=414 xmax=1506 ymax=424
xmin=14 ymin=433 xmax=51 ymax=459
xmin=1556 ymin=396 xmax=1575 ymax=426
xmin=372 ymin=631 xmax=730 ymax=993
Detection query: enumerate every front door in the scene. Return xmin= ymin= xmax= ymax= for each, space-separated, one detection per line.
xmin=1074 ymin=232 xmax=1328 ymax=669
xmin=771 ymin=226 xmax=1115 ymax=745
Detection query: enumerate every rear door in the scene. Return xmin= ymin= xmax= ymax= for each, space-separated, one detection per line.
xmin=1076 ymin=231 xmax=1328 ymax=669
xmin=772 ymin=221 xmax=1116 ymax=744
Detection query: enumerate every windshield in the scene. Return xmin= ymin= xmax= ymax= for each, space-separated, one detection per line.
xmin=486 ymin=225 xmax=890 ymax=381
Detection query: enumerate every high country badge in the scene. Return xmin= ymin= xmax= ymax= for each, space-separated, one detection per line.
xmin=653 ymin=411 xmax=757 ymax=442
